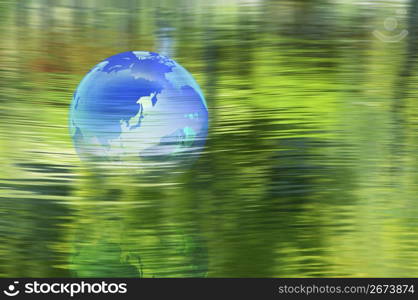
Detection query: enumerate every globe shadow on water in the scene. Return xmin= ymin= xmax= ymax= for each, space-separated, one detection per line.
xmin=70 ymin=232 xmax=209 ymax=278
xmin=68 ymin=177 xmax=209 ymax=278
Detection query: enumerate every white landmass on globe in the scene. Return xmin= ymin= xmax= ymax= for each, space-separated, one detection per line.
xmin=110 ymin=90 xmax=174 ymax=158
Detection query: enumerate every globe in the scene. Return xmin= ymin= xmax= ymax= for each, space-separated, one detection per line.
xmin=69 ymin=51 xmax=208 ymax=171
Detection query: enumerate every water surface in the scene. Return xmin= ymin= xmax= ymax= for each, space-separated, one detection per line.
xmin=1 ymin=0 xmax=418 ymax=277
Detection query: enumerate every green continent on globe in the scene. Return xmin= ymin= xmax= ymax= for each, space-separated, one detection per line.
xmin=69 ymin=51 xmax=208 ymax=169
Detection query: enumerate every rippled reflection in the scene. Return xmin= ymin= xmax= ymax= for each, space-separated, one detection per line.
xmin=1 ymin=0 xmax=418 ymax=277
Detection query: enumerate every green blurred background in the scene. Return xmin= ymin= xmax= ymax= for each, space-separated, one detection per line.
xmin=1 ymin=0 xmax=418 ymax=277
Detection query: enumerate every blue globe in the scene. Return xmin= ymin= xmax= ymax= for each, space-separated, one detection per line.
xmin=69 ymin=51 xmax=208 ymax=171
